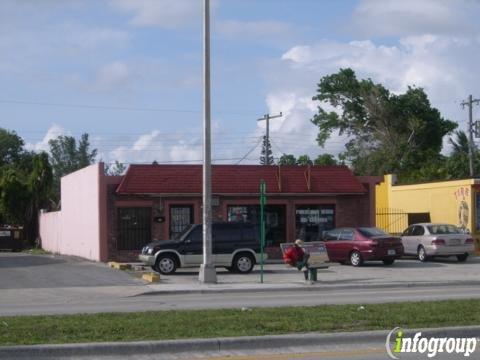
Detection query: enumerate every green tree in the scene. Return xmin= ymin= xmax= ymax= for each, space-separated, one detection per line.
xmin=311 ymin=68 xmax=457 ymax=180
xmin=259 ymin=135 xmax=274 ymax=165
xmin=443 ymin=130 xmax=480 ymax=180
xmin=278 ymin=154 xmax=296 ymax=165
xmin=0 ymin=169 xmax=30 ymax=225
xmin=49 ymin=133 xmax=97 ymax=200
xmin=105 ymin=161 xmax=127 ymax=176
xmin=0 ymin=128 xmax=31 ymax=169
xmin=296 ymin=154 xmax=313 ymax=166
xmin=314 ymin=154 xmax=338 ymax=166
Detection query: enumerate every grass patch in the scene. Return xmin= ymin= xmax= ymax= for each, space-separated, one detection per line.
xmin=1 ymin=299 xmax=479 ymax=346
xmin=21 ymin=248 xmax=51 ymax=255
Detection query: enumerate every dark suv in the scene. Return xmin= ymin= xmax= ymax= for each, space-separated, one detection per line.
xmin=139 ymin=222 xmax=265 ymax=275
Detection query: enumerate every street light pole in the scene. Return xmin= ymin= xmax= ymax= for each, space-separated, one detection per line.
xmin=199 ymin=0 xmax=217 ymax=283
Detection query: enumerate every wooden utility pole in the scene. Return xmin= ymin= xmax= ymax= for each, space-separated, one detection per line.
xmin=257 ymin=112 xmax=282 ymax=164
xmin=461 ymin=95 xmax=480 ymax=178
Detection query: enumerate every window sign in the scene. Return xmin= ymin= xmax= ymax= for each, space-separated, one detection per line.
xmin=295 ymin=205 xmax=335 ymax=242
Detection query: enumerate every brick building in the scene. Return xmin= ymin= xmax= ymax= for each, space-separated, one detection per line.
xmin=39 ymin=163 xmax=379 ymax=262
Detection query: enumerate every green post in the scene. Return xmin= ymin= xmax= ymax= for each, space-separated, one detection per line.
xmin=259 ymin=180 xmax=266 ymax=283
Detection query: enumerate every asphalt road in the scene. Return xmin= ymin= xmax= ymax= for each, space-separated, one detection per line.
xmin=1 ymin=284 xmax=480 ymax=316
xmin=2 ymin=252 xmax=480 ymax=316
xmin=34 ymin=343 xmax=473 ymax=360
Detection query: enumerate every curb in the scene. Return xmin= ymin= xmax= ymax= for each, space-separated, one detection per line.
xmin=136 ymin=280 xmax=480 ymax=297
xmin=2 ymin=326 xmax=479 ymax=358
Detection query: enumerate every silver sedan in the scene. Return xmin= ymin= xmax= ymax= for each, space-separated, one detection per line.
xmin=401 ymin=223 xmax=475 ymax=262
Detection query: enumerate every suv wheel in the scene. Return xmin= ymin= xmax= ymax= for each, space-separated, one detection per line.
xmin=232 ymin=253 xmax=255 ymax=274
xmin=155 ymin=254 xmax=177 ymax=275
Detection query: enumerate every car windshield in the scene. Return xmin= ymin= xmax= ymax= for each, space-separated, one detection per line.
xmin=173 ymin=224 xmax=195 ymax=240
xmin=427 ymin=224 xmax=462 ymax=235
xmin=358 ymin=227 xmax=389 ymax=237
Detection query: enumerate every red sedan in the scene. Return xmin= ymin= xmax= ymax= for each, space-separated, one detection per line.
xmin=323 ymin=227 xmax=404 ymax=266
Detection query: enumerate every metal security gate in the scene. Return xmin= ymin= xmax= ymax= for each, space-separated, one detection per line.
xmin=117 ymin=207 xmax=152 ymax=250
xmin=170 ymin=205 xmax=194 ymax=238
xmin=375 ymin=208 xmax=408 ymax=235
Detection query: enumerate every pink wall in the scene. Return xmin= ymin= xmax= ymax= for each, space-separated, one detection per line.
xmin=39 ymin=210 xmax=61 ymax=252
xmin=39 ymin=163 xmax=105 ymax=261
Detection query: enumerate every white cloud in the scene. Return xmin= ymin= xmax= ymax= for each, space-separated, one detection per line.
xmin=265 ymin=29 xmax=480 ymax=160
xmin=111 ymin=0 xmax=201 ymax=28
xmin=351 ymin=0 xmax=479 ymax=37
xmin=25 ymin=124 xmax=67 ymax=152
xmin=254 ymin=92 xmax=347 ymax=161
xmin=108 ymin=130 xmax=203 ymax=164
xmin=217 ymin=20 xmax=293 ymax=39
xmin=92 ymin=61 xmax=133 ymax=92
xmin=63 ymin=27 xmax=130 ymax=51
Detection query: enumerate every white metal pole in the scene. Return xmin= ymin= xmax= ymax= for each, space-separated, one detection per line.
xmin=199 ymin=0 xmax=217 ymax=283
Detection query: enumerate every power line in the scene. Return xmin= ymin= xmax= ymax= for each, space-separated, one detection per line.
xmin=236 ymin=136 xmax=263 ymax=164
xmin=0 ymin=99 xmax=256 ymax=116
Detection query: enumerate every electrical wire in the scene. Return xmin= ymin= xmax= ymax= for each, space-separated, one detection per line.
xmin=236 ymin=136 xmax=263 ymax=164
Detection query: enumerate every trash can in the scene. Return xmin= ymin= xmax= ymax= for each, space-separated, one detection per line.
xmin=0 ymin=227 xmax=22 ymax=251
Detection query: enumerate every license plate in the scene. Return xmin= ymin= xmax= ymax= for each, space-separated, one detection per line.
xmin=388 ymin=249 xmax=396 ymax=255
xmin=449 ymin=239 xmax=461 ymax=246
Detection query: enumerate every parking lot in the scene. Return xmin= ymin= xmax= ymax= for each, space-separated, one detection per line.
xmin=0 ymin=252 xmax=143 ymax=290
xmin=140 ymin=255 xmax=480 ymax=288
xmin=2 ymin=252 xmax=480 ymax=291
xmin=1 ymin=251 xmax=480 ymax=316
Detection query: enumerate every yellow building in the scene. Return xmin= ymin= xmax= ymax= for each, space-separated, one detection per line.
xmin=376 ymin=175 xmax=480 ymax=254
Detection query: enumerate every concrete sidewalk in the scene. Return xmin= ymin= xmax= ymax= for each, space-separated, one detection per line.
xmin=136 ymin=256 xmax=480 ymax=295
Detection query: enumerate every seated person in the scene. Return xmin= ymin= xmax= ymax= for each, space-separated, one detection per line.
xmin=283 ymin=239 xmax=310 ymax=280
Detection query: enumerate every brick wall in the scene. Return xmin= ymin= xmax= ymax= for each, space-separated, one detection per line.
xmin=105 ymin=190 xmax=374 ymax=262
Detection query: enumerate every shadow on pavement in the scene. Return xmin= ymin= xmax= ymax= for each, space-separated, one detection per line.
xmin=360 ymin=261 xmax=444 ymax=268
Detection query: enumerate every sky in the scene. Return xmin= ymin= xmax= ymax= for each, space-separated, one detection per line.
xmin=1 ymin=0 xmax=480 ymax=166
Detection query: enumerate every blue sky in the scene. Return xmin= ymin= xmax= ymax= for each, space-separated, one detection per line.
xmin=1 ymin=0 xmax=479 ymax=166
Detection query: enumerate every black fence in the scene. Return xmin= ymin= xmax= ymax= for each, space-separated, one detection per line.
xmin=375 ymin=208 xmax=408 ymax=235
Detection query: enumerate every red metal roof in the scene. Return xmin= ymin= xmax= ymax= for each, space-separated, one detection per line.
xmin=116 ymin=164 xmax=366 ymax=195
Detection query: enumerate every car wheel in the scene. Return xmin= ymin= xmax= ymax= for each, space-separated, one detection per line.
xmin=155 ymin=255 xmax=177 ymax=275
xmin=383 ymin=258 xmax=395 ymax=265
xmin=349 ymin=251 xmax=363 ymax=267
xmin=417 ymin=246 xmax=428 ymax=262
xmin=457 ymin=253 xmax=468 ymax=262
xmin=232 ymin=253 xmax=255 ymax=274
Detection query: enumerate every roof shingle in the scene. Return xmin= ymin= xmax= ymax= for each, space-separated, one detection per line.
xmin=116 ymin=164 xmax=366 ymax=195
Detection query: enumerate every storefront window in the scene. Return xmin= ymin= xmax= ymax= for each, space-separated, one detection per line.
xmin=295 ymin=205 xmax=335 ymax=242
xmin=227 ymin=205 xmax=286 ymax=245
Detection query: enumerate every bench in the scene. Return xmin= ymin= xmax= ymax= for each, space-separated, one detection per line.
xmin=280 ymin=242 xmax=330 ymax=282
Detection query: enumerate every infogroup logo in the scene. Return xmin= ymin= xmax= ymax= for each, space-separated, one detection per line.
xmin=385 ymin=327 xmax=478 ymax=359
